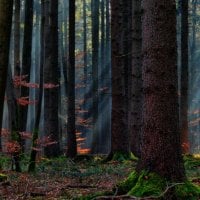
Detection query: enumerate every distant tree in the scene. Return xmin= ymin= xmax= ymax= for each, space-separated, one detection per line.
xmin=0 ymin=0 xmax=14 ymax=148
xmin=28 ymin=0 xmax=45 ymax=172
xmin=130 ymin=0 xmax=142 ymax=158
xmin=137 ymin=0 xmax=185 ymax=181
xmin=108 ymin=0 xmax=131 ymax=159
xmin=66 ymin=0 xmax=77 ymax=158
xmin=19 ymin=0 xmax=34 ymax=150
xmin=43 ymin=0 xmax=60 ymax=157
xmin=91 ymin=0 xmax=100 ymax=153
xmin=180 ymin=0 xmax=189 ymax=154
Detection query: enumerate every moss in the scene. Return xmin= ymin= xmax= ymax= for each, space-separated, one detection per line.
xmin=0 ymin=173 xmax=7 ymax=182
xmin=184 ymin=154 xmax=200 ymax=170
xmin=118 ymin=170 xmax=200 ymax=199
xmin=118 ymin=170 xmax=139 ymax=194
xmin=127 ymin=171 xmax=165 ymax=197
xmin=112 ymin=151 xmax=132 ymax=161
xmin=175 ymin=181 xmax=200 ymax=200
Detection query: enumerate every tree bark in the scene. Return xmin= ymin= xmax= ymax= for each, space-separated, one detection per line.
xmin=137 ymin=0 xmax=185 ymax=181
xmin=66 ymin=0 xmax=77 ymax=158
xmin=110 ymin=0 xmax=130 ymax=155
xmin=130 ymin=0 xmax=142 ymax=158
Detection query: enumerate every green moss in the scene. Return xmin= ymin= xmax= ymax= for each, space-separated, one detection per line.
xmin=0 ymin=173 xmax=7 ymax=182
xmin=127 ymin=171 xmax=165 ymax=197
xmin=118 ymin=170 xmax=200 ymax=199
xmin=175 ymin=181 xmax=200 ymax=200
xmin=184 ymin=154 xmax=200 ymax=169
xmin=118 ymin=170 xmax=139 ymax=194
xmin=112 ymin=151 xmax=132 ymax=161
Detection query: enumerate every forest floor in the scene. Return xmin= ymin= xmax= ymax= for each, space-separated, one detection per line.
xmin=0 ymin=155 xmax=200 ymax=200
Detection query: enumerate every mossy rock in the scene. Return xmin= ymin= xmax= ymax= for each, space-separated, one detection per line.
xmin=0 ymin=173 xmax=7 ymax=182
xmin=118 ymin=170 xmax=200 ymax=199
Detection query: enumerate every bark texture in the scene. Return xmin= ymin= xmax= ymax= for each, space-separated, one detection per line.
xmin=130 ymin=0 xmax=142 ymax=158
xmin=110 ymin=0 xmax=130 ymax=154
xmin=138 ymin=0 xmax=185 ymax=181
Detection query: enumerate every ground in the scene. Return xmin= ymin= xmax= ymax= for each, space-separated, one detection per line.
xmin=0 ymin=154 xmax=200 ymax=199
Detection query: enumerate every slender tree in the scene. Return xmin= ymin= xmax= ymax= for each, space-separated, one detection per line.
xmin=43 ymin=0 xmax=60 ymax=157
xmin=180 ymin=0 xmax=189 ymax=154
xmin=0 ymin=0 xmax=13 ymax=147
xmin=66 ymin=0 xmax=77 ymax=158
xmin=91 ymin=0 xmax=100 ymax=153
xmin=29 ymin=0 xmax=45 ymax=172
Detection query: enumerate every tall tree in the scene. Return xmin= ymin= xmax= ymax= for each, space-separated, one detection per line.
xmin=43 ymin=0 xmax=60 ymax=157
xmin=29 ymin=0 xmax=45 ymax=172
xmin=14 ymin=0 xmax=20 ymax=77
xmin=19 ymin=0 xmax=34 ymax=142
xmin=91 ymin=0 xmax=100 ymax=153
xmin=66 ymin=0 xmax=77 ymax=158
xmin=130 ymin=0 xmax=142 ymax=158
xmin=180 ymin=0 xmax=189 ymax=154
xmin=137 ymin=0 xmax=185 ymax=181
xmin=109 ymin=0 xmax=131 ymax=159
xmin=0 ymin=0 xmax=13 ymax=147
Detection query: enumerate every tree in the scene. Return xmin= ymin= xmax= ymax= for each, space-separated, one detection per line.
xmin=130 ymin=0 xmax=142 ymax=158
xmin=43 ymin=0 xmax=60 ymax=157
xmin=0 ymin=0 xmax=13 ymax=148
xmin=180 ymin=0 xmax=189 ymax=154
xmin=137 ymin=0 xmax=185 ymax=180
xmin=91 ymin=0 xmax=100 ymax=153
xmin=66 ymin=0 xmax=77 ymax=158
xmin=109 ymin=0 xmax=131 ymax=159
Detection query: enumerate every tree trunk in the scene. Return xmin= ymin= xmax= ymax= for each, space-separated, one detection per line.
xmin=110 ymin=0 xmax=130 ymax=156
xmin=137 ymin=0 xmax=185 ymax=181
xmin=130 ymin=0 xmax=142 ymax=158
xmin=66 ymin=0 xmax=77 ymax=158
xmin=28 ymin=0 xmax=44 ymax=172
xmin=19 ymin=0 xmax=33 ymax=151
xmin=91 ymin=0 xmax=100 ymax=154
xmin=44 ymin=0 xmax=60 ymax=157
xmin=180 ymin=0 xmax=189 ymax=154
xmin=0 ymin=0 xmax=13 ymax=148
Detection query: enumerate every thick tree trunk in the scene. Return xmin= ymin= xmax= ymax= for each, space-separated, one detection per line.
xmin=180 ymin=0 xmax=189 ymax=154
xmin=138 ymin=0 xmax=185 ymax=181
xmin=66 ymin=0 xmax=77 ymax=158
xmin=0 ymin=0 xmax=13 ymax=148
xmin=110 ymin=0 xmax=130 ymax=155
xmin=44 ymin=0 xmax=60 ymax=157
xmin=130 ymin=0 xmax=142 ymax=158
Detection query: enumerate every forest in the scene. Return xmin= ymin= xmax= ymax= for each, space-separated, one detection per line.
xmin=1 ymin=0 xmax=200 ymax=199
